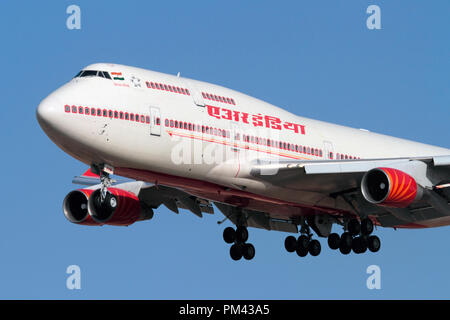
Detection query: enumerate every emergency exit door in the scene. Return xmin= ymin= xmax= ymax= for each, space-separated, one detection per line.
xmin=150 ymin=106 xmax=161 ymax=136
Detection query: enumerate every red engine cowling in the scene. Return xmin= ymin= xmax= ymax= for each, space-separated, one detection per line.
xmin=87 ymin=187 xmax=153 ymax=226
xmin=361 ymin=167 xmax=422 ymax=208
xmin=63 ymin=189 xmax=102 ymax=226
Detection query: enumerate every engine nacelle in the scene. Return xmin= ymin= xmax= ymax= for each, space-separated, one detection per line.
xmin=361 ymin=167 xmax=423 ymax=208
xmin=63 ymin=189 xmax=102 ymax=225
xmin=87 ymin=187 xmax=153 ymax=226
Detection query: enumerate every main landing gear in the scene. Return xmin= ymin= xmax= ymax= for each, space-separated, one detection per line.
xmin=223 ymin=226 xmax=256 ymax=261
xmin=327 ymin=218 xmax=381 ymax=255
xmin=284 ymin=224 xmax=322 ymax=257
xmin=283 ymin=216 xmax=381 ymax=258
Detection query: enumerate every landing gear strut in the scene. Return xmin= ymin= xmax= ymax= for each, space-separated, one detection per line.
xmin=100 ymin=171 xmax=113 ymax=203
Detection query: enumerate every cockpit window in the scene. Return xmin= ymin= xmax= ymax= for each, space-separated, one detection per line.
xmin=102 ymin=71 xmax=112 ymax=79
xmin=74 ymin=70 xmax=113 ymax=80
xmin=80 ymin=70 xmax=98 ymax=77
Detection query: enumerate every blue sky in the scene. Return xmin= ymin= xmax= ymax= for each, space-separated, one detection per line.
xmin=0 ymin=1 xmax=449 ymax=299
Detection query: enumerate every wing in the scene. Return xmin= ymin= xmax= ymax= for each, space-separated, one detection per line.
xmin=250 ymin=155 xmax=450 ymax=193
xmin=249 ymin=155 xmax=450 ymax=227
xmin=72 ymin=169 xmax=214 ymax=218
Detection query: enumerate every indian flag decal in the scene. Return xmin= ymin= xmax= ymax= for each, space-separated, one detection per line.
xmin=111 ymin=72 xmax=124 ymax=81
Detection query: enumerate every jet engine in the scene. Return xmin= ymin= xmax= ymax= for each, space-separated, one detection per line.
xmin=87 ymin=187 xmax=153 ymax=226
xmin=63 ymin=187 xmax=153 ymax=226
xmin=361 ymin=167 xmax=423 ymax=208
xmin=63 ymin=189 xmax=102 ymax=225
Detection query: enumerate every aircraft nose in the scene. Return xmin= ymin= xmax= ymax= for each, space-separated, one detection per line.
xmin=36 ymin=94 xmax=61 ymax=132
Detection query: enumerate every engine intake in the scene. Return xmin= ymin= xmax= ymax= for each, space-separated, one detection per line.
xmin=63 ymin=189 xmax=102 ymax=225
xmin=87 ymin=187 xmax=153 ymax=226
xmin=361 ymin=167 xmax=422 ymax=208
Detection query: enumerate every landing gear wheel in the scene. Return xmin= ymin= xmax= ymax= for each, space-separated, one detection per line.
xmin=235 ymin=226 xmax=248 ymax=243
xmin=339 ymin=244 xmax=351 ymax=255
xmin=368 ymin=235 xmax=381 ymax=252
xmin=230 ymin=243 xmax=243 ymax=261
xmin=243 ymin=243 xmax=256 ymax=260
xmin=361 ymin=218 xmax=374 ymax=235
xmin=352 ymin=237 xmax=368 ymax=254
xmin=308 ymin=239 xmax=321 ymax=256
xmin=296 ymin=235 xmax=309 ymax=257
xmin=223 ymin=227 xmax=236 ymax=244
xmin=348 ymin=219 xmax=361 ymax=236
xmin=339 ymin=232 xmax=352 ymax=255
xmin=104 ymin=193 xmax=117 ymax=211
xmin=340 ymin=232 xmax=353 ymax=248
xmin=284 ymin=236 xmax=297 ymax=253
xmin=327 ymin=233 xmax=340 ymax=250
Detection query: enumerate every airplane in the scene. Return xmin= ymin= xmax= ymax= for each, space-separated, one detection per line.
xmin=36 ymin=63 xmax=450 ymax=261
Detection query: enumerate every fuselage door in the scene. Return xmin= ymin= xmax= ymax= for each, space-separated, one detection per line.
xmin=323 ymin=140 xmax=334 ymax=160
xmin=182 ymin=78 xmax=205 ymax=107
xmin=150 ymin=106 xmax=161 ymax=136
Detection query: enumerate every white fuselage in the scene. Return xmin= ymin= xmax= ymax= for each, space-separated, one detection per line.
xmin=37 ymin=63 xmax=450 ymax=222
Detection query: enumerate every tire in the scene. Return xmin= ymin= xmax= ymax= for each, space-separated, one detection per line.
xmin=361 ymin=218 xmax=374 ymax=235
xmin=368 ymin=235 xmax=381 ymax=252
xmin=308 ymin=239 xmax=321 ymax=256
xmin=223 ymin=227 xmax=236 ymax=244
xmin=296 ymin=246 xmax=308 ymax=257
xmin=235 ymin=226 xmax=248 ymax=243
xmin=348 ymin=219 xmax=361 ymax=236
xmin=328 ymin=233 xmax=340 ymax=250
xmin=297 ymin=235 xmax=310 ymax=250
xmin=339 ymin=245 xmax=351 ymax=255
xmin=284 ymin=236 xmax=297 ymax=253
xmin=105 ymin=193 xmax=117 ymax=211
xmin=230 ymin=243 xmax=243 ymax=261
xmin=340 ymin=232 xmax=353 ymax=248
xmin=296 ymin=235 xmax=309 ymax=257
xmin=352 ymin=237 xmax=366 ymax=254
xmin=339 ymin=232 xmax=352 ymax=255
xmin=243 ymin=243 xmax=256 ymax=260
